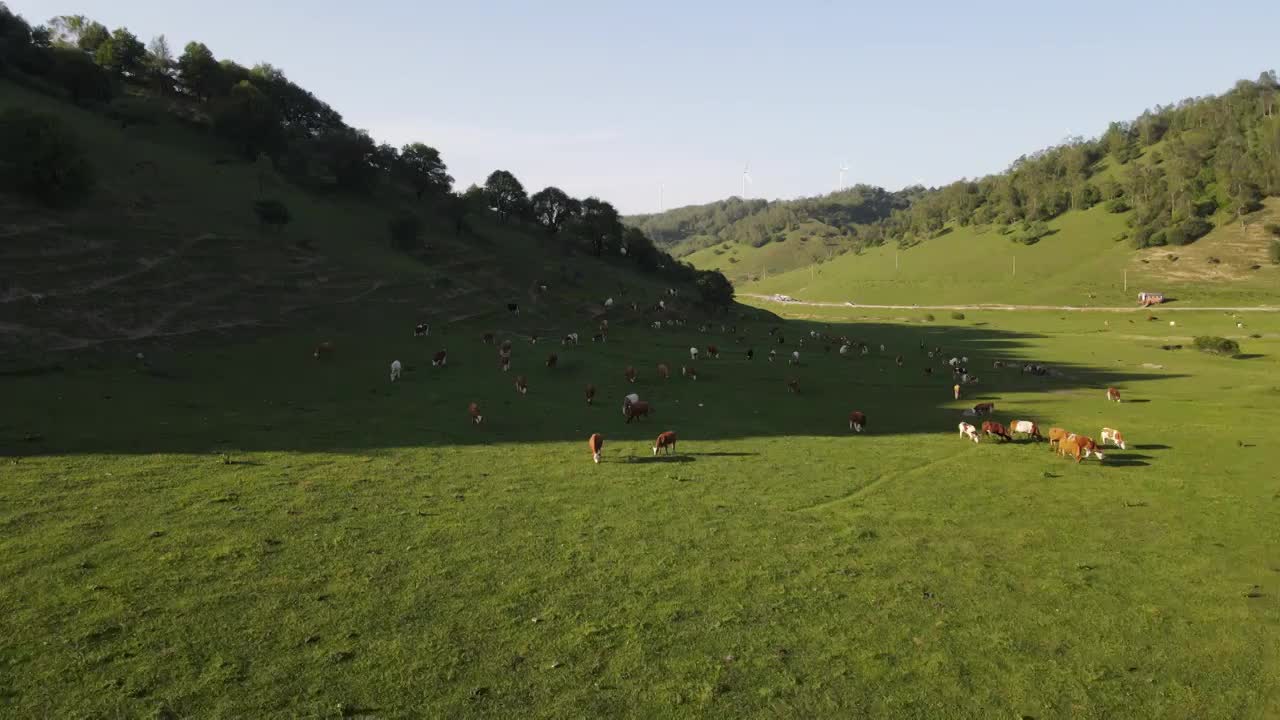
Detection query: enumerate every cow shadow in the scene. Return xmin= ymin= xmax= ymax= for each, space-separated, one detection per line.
xmin=626 ymin=455 xmax=694 ymax=464
xmin=1124 ymin=399 xmax=1151 ymax=404
xmin=685 ymin=452 xmax=758 ymax=457
xmin=1133 ymin=444 xmax=1170 ymax=451
xmin=1104 ymin=453 xmax=1152 ymax=467
xmin=1234 ymin=354 xmax=1266 ymax=360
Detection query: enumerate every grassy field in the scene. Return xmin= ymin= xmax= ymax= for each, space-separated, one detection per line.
xmin=733 ymin=203 xmax=1280 ymax=307
xmin=4 ymin=305 xmax=1279 ymax=718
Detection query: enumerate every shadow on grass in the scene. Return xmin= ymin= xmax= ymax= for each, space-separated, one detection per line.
xmin=3 ymin=319 xmax=1192 ymax=457
xmin=1134 ymin=444 xmax=1170 ymax=451
xmin=1124 ymin=399 xmax=1152 ymax=404
xmin=626 ymin=455 xmax=694 ymax=464
xmin=685 ymin=452 xmax=759 ymax=457
xmin=1234 ymin=354 xmax=1266 ymax=360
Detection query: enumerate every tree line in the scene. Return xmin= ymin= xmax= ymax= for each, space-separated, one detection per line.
xmin=0 ymin=4 xmax=735 ymax=306
xmin=630 ymin=72 xmax=1280 ymax=256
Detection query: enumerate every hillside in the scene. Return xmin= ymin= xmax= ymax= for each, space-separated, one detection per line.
xmin=631 ymin=73 xmax=1280 ymax=292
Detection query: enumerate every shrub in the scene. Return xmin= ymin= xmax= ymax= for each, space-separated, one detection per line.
xmin=388 ymin=213 xmax=422 ymax=251
xmin=1167 ymin=218 xmax=1212 ymax=246
xmin=1105 ymin=198 xmax=1131 ymax=213
xmin=252 ymin=199 xmax=290 ymax=231
xmin=1271 ymin=239 xmax=1280 ymax=265
xmin=950 ymin=311 xmax=965 ymax=320
xmin=0 ymin=108 xmax=94 ymax=206
xmin=923 ymin=313 xmax=935 ymax=322
xmin=1193 ymin=336 xmax=1241 ymax=357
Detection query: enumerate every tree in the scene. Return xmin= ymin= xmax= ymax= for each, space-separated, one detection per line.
xmin=572 ymin=197 xmax=622 ymax=256
xmin=395 ymin=143 xmax=452 ymax=199
xmin=176 ymin=41 xmax=221 ymax=100
xmin=212 ymin=80 xmax=282 ymax=158
xmin=482 ymin=169 xmax=528 ymax=222
xmin=311 ymin=127 xmax=378 ymax=191
xmin=695 ymin=270 xmax=735 ymax=308
xmin=0 ymin=107 xmax=94 ymax=206
xmin=75 ymin=20 xmax=108 ymax=53
xmin=47 ymin=46 xmax=113 ymax=105
xmin=144 ymin=34 xmax=175 ymax=91
xmin=94 ymin=27 xmax=145 ymax=77
xmin=530 ymin=186 xmax=578 ymax=233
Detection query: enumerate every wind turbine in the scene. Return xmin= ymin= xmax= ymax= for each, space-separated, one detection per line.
xmin=742 ymin=162 xmax=752 ymax=198
xmin=659 ymin=183 xmax=665 ymax=212
xmin=838 ymin=160 xmax=850 ymax=191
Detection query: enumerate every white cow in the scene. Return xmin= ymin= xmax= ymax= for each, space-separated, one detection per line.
xmin=651 ymin=321 xmax=662 ymax=329
xmin=622 ymin=393 xmax=640 ymax=415
xmin=689 ymin=346 xmax=699 ymax=361
xmin=839 ymin=344 xmax=850 ymax=355
xmin=958 ymin=422 xmax=980 ymax=443
xmin=604 ymin=297 xmax=614 ymax=308
xmin=390 ymin=360 xmax=402 ymax=382
xmin=768 ymin=349 xmax=777 ymax=363
xmin=1101 ymin=427 xmax=1127 ymax=450
xmin=789 ymin=350 xmax=800 ymax=366
xmin=563 ymin=332 xmax=579 ymax=345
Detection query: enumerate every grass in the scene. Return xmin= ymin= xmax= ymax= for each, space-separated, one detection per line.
xmin=4 ymin=306 xmax=1279 ymax=718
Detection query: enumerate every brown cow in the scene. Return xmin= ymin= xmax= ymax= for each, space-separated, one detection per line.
xmin=432 ymin=349 xmax=448 ymax=367
xmin=849 ymin=411 xmax=867 ymax=433
xmin=981 ymin=421 xmax=1012 ymax=442
xmin=1106 ymin=387 xmax=1121 ymax=403
xmin=468 ymin=402 xmax=482 ymax=425
xmin=515 ymin=375 xmax=528 ymax=395
xmin=624 ymin=400 xmax=652 ymax=423
xmin=1047 ymin=427 xmax=1069 ymax=451
xmin=707 ymin=345 xmax=719 ymax=359
xmin=482 ymin=332 xmax=494 ymax=345
xmin=588 ymin=433 xmax=604 ymax=463
xmin=786 ymin=378 xmax=800 ymax=394
xmin=585 ymin=383 xmax=596 ymax=405
xmin=653 ymin=431 xmax=677 ymax=456
xmin=1058 ymin=434 xmax=1082 ymax=463
xmin=546 ymin=353 xmax=558 ymax=369
xmin=895 ymin=355 xmax=904 ymax=368
xmin=624 ymin=366 xmax=637 ymax=383
xmin=682 ymin=365 xmax=698 ymax=381
xmin=313 ymin=341 xmax=335 ymax=360
xmin=973 ymin=402 xmax=995 ymax=416
xmin=1074 ymin=435 xmax=1105 ymax=461
xmin=657 ymin=363 xmax=670 ymax=380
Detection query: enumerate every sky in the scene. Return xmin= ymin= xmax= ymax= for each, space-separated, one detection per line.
xmin=13 ymin=0 xmax=1280 ymax=214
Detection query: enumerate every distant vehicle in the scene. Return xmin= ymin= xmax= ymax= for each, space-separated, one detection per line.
xmin=773 ymin=294 xmax=796 ymax=303
xmin=1138 ymin=291 xmax=1164 ymax=307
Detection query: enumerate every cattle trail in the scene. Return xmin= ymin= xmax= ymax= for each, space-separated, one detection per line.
xmin=742 ymin=294 xmax=1280 ymax=313
xmin=790 ymin=449 xmax=970 ymax=513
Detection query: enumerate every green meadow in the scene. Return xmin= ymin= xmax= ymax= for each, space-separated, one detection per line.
xmin=4 ymin=307 xmax=1279 ymax=718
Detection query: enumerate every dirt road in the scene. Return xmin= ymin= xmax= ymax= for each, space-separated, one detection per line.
xmin=740 ymin=294 xmax=1280 ymax=312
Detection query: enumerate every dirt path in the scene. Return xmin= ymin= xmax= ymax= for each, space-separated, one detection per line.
xmin=741 ymin=294 xmax=1280 ymax=312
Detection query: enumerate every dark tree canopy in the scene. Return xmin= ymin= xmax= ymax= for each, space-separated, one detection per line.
xmin=176 ymin=41 xmax=220 ymax=100
xmin=530 ymin=186 xmax=578 ymax=233
xmin=397 ymin=143 xmax=452 ymax=199
xmin=483 ymin=170 xmax=528 ymax=222
xmin=0 ymin=107 xmax=94 ymax=205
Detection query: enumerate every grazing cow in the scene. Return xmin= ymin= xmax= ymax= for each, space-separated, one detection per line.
xmin=895 ymin=355 xmax=904 ymax=368
xmin=499 ymin=354 xmax=511 ymax=372
xmin=777 ymin=335 xmax=786 ymax=345
xmin=839 ymin=344 xmax=850 ymax=356
xmin=659 ymin=300 xmax=666 ymax=310
xmin=1074 ymin=435 xmax=1105 ymax=460
xmin=953 ymin=384 xmax=961 ymax=400
xmin=546 ymin=353 xmax=558 ymax=368
xmin=682 ymin=365 xmax=698 ymax=381
xmin=624 ymin=366 xmax=637 ymax=383
xmin=981 ymin=421 xmax=1012 ymax=442
xmin=515 ymin=375 xmax=528 ymax=395
xmin=1058 ymin=434 xmax=1082 ymax=463
xmin=604 ymin=297 xmax=614 ymax=308
xmin=651 ymin=321 xmax=662 ymax=330
xmin=848 ymin=411 xmax=867 ymax=433
xmin=879 ymin=344 xmax=886 ymax=353
xmin=789 ymin=351 xmax=800 ymax=366
xmin=657 ymin=363 xmax=670 ymax=380
xmin=624 ymin=400 xmax=652 ymax=423
xmin=589 ymin=433 xmax=604 ymax=463
xmin=707 ymin=345 xmax=719 ymax=359
xmin=592 ymin=333 xmax=604 ymax=343
xmin=562 ymin=333 xmax=579 ymax=346
xmin=972 ymin=402 xmax=994 ymax=416
xmin=1047 ymin=427 xmax=1069 ymax=451
xmin=924 ymin=367 xmax=933 ymax=376
xmin=482 ymin=332 xmax=495 ymax=345
xmin=1009 ymin=420 xmax=1043 ymax=440
xmin=992 ymin=360 xmax=1005 ymax=369
xmin=1101 ymin=427 xmax=1126 ymax=450
xmin=529 ymin=335 xmax=539 ymax=345
xmin=786 ymin=378 xmax=800 ymax=394
xmin=689 ymin=346 xmax=699 ymax=361
xmin=468 ymin=402 xmax=483 ymax=425
xmin=653 ymin=431 xmax=677 ymax=456
xmin=747 ymin=348 xmax=755 ymax=360
xmin=507 ymin=303 xmax=520 ymax=316
xmin=500 ymin=339 xmax=513 ymax=353
xmin=958 ymin=422 xmax=980 ymax=443
xmin=1106 ymin=387 xmax=1121 ymax=403
xmin=314 ymin=342 xmax=335 ymax=360
xmin=390 ymin=360 xmax=402 ymax=382
xmin=623 ymin=393 xmax=640 ymax=411
xmin=432 ymin=349 xmax=448 ymax=367
xmin=585 ymin=383 xmax=596 ymax=405
xmin=414 ymin=323 xmax=429 ymax=337
xmin=768 ymin=349 xmax=777 ymax=363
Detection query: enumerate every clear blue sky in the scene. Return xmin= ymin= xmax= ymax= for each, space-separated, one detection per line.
xmin=14 ymin=0 xmax=1280 ymax=213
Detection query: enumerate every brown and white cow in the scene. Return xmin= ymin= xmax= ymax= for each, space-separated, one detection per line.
xmin=657 ymin=363 xmax=670 ymax=380
xmin=585 ymin=383 xmax=596 ymax=405
xmin=624 ymin=400 xmax=652 ymax=423
xmin=313 ymin=341 xmax=335 ymax=360
xmin=515 ymin=375 xmax=528 ymax=395
xmin=786 ymin=378 xmax=800 ymax=394
xmin=499 ymin=353 xmax=511 ymax=372
xmin=1058 ymin=434 xmax=1083 ymax=463
xmin=1009 ymin=420 xmax=1043 ymax=441
xmin=1074 ymin=435 xmax=1105 ymax=460
xmin=682 ymin=365 xmax=698 ymax=380
xmin=981 ymin=421 xmax=1012 ymax=442
xmin=653 ymin=431 xmax=677 ymax=456
xmin=958 ymin=422 xmax=980 ymax=443
xmin=849 ymin=411 xmax=867 ymax=433
xmin=1106 ymin=387 xmax=1121 ymax=403
xmin=588 ymin=433 xmax=604 ymax=463
xmin=432 ymin=349 xmax=448 ymax=367
xmin=1101 ymin=427 xmax=1126 ymax=450
xmin=546 ymin=353 xmax=558 ymax=369
xmin=468 ymin=402 xmax=482 ymax=425
xmin=1047 ymin=427 xmax=1069 ymax=451
xmin=624 ymin=366 xmax=637 ymax=383
xmin=500 ymin=339 xmax=513 ymax=354
xmin=707 ymin=345 xmax=719 ymax=359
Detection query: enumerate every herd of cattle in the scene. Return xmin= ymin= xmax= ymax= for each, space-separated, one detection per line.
xmin=314 ymin=302 xmax=1132 ymax=465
